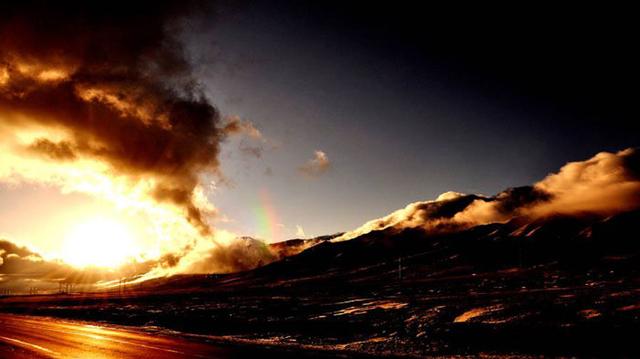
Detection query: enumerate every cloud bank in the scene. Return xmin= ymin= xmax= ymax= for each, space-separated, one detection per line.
xmin=0 ymin=238 xmax=154 ymax=292
xmin=336 ymin=148 xmax=640 ymax=241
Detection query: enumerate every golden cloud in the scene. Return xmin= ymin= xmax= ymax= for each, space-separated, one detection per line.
xmin=336 ymin=149 xmax=640 ymax=241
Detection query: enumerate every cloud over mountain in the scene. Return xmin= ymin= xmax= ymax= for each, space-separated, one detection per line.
xmin=337 ymin=148 xmax=640 ymax=241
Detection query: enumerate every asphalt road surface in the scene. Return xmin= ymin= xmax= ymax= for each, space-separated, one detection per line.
xmin=0 ymin=314 xmax=340 ymax=358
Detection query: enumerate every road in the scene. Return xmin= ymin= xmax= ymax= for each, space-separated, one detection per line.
xmin=0 ymin=314 xmax=337 ymax=358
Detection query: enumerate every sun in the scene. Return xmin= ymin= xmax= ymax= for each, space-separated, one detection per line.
xmin=60 ymin=217 xmax=140 ymax=268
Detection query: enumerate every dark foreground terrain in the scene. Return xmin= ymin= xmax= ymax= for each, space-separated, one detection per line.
xmin=2 ymin=210 xmax=639 ymax=357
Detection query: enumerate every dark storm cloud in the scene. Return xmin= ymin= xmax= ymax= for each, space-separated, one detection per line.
xmin=0 ymin=1 xmax=222 ymax=234
xmin=27 ymin=139 xmax=77 ymax=161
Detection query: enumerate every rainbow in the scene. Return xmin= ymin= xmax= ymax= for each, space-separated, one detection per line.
xmin=253 ymin=188 xmax=281 ymax=242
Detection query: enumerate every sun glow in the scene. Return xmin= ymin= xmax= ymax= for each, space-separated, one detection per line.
xmin=60 ymin=217 xmax=140 ymax=268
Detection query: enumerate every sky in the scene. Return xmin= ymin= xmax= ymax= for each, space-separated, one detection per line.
xmin=0 ymin=0 xmax=637 ymax=270
xmin=187 ymin=2 xmax=638 ymax=240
